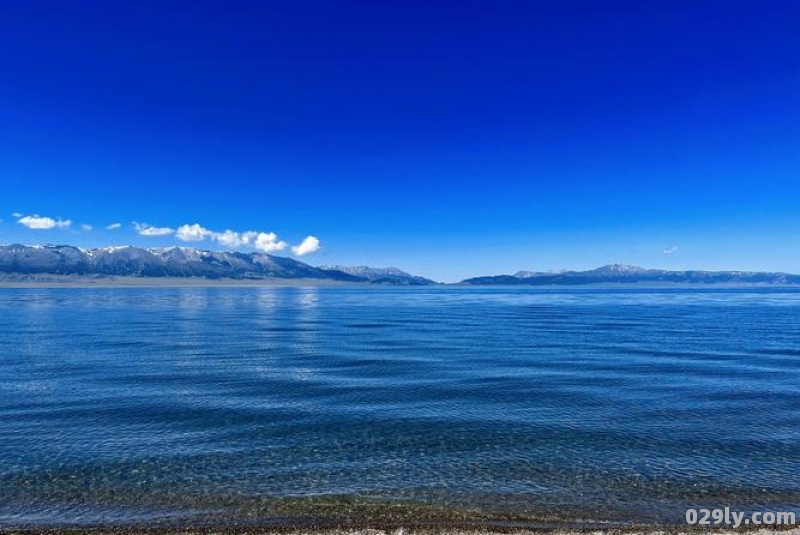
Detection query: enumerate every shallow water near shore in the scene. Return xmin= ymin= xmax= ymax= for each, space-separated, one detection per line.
xmin=1 ymin=287 xmax=799 ymax=528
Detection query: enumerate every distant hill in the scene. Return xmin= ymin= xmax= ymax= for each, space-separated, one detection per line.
xmin=0 ymin=244 xmax=430 ymax=284
xmin=318 ymin=264 xmax=436 ymax=285
xmin=461 ymin=264 xmax=800 ymax=285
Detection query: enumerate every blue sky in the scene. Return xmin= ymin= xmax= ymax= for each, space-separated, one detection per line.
xmin=1 ymin=1 xmax=798 ymax=282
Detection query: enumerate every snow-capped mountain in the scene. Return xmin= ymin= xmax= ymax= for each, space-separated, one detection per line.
xmin=317 ymin=265 xmax=435 ymax=285
xmin=514 ymin=269 xmax=568 ymax=278
xmin=463 ymin=264 xmax=800 ymax=285
xmin=0 ymin=244 xmax=367 ymax=281
xmin=586 ymin=264 xmax=648 ymax=275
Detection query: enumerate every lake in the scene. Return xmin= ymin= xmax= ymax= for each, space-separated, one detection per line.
xmin=1 ymin=287 xmax=798 ymax=527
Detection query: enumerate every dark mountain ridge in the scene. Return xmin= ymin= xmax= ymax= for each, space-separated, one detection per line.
xmin=461 ymin=264 xmax=800 ymax=285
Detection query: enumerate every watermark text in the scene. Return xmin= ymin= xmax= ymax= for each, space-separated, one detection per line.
xmin=686 ymin=508 xmax=795 ymax=528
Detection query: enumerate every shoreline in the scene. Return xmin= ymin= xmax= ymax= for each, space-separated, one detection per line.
xmin=2 ymin=525 xmax=799 ymax=535
xmin=1 ymin=276 xmax=800 ymax=289
xmin=2 ymin=499 xmax=796 ymax=535
xmin=0 ymin=277 xmax=370 ymax=289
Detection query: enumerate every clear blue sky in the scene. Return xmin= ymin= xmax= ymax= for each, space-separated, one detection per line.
xmin=1 ymin=1 xmax=798 ymax=282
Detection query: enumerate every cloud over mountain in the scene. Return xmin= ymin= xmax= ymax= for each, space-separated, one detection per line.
xmin=11 ymin=213 xmax=319 ymax=258
xmin=175 ymin=223 xmax=214 ymax=241
xmin=254 ymin=232 xmax=288 ymax=252
xmin=16 ymin=214 xmax=72 ymax=230
xmin=173 ymin=223 xmax=290 ymax=252
xmin=292 ymin=235 xmax=320 ymax=256
xmin=215 ymin=230 xmax=257 ymax=248
xmin=133 ymin=222 xmax=175 ymax=236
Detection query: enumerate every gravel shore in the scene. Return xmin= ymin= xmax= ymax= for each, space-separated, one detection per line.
xmin=2 ymin=526 xmax=799 ymax=535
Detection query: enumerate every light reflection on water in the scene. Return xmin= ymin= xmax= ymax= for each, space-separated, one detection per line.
xmin=0 ymin=287 xmax=799 ymax=526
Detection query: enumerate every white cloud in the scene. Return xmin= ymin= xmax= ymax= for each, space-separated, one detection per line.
xmin=215 ymin=229 xmax=258 ymax=248
xmin=128 ymin=219 xmax=312 ymax=255
xmin=11 ymin=212 xmax=22 ymax=218
xmin=141 ymin=227 xmax=175 ymax=236
xmin=175 ymin=223 xmax=214 ymax=242
xmin=81 ymin=224 xmax=93 ymax=231
xmin=16 ymin=214 xmax=72 ymax=230
xmin=133 ymin=222 xmax=174 ymax=236
xmin=174 ymin=224 xmax=264 ymax=249
xmin=254 ymin=232 xmax=288 ymax=252
xmin=106 ymin=223 xmax=122 ymax=230
xmin=292 ymin=235 xmax=320 ymax=256
xmin=662 ymin=246 xmax=678 ymax=255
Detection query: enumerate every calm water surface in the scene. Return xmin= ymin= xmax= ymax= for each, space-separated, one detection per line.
xmin=1 ymin=287 xmax=798 ymax=526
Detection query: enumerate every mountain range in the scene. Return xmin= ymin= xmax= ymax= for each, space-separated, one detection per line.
xmin=0 ymin=244 xmax=434 ymax=285
xmin=2 ymin=246 xmax=798 ymax=286
xmin=461 ymin=264 xmax=800 ymax=285
xmin=317 ymin=264 xmax=435 ymax=285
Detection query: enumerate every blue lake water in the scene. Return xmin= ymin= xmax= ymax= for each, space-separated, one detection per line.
xmin=0 ymin=287 xmax=798 ymax=527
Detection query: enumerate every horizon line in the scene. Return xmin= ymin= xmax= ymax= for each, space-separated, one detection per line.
xmin=2 ymin=242 xmax=800 ymax=281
